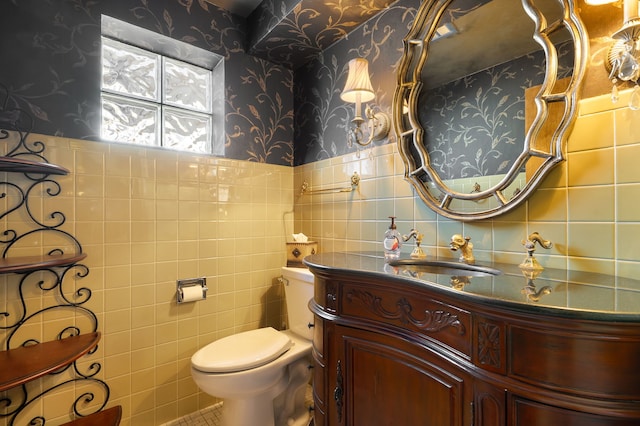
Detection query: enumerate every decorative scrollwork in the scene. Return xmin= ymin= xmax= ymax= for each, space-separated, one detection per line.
xmin=0 ymin=88 xmax=110 ymax=425
xmin=347 ymin=288 xmax=466 ymax=335
xmin=5 ymin=377 xmax=110 ymax=425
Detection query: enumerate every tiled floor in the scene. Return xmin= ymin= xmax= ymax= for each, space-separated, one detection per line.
xmin=163 ymin=384 xmax=314 ymax=426
xmin=163 ymin=403 xmax=222 ymax=426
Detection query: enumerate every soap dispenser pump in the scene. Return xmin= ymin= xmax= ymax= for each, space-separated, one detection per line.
xmin=383 ymin=216 xmax=402 ymax=260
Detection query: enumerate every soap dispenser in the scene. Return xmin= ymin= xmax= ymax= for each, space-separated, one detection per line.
xmin=383 ymin=216 xmax=402 ymax=260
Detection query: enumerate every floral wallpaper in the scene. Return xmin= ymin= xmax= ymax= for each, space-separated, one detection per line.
xmin=293 ymin=0 xmax=418 ymax=164
xmin=0 ymin=0 xmax=294 ymax=165
xmin=0 ymin=0 xmax=577 ymax=171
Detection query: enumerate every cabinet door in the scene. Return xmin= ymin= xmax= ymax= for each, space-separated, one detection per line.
xmin=474 ymin=380 xmax=505 ymax=426
xmin=312 ymin=316 xmax=327 ymax=426
xmin=328 ymin=325 xmax=470 ymax=426
xmin=510 ymin=396 xmax=640 ymax=426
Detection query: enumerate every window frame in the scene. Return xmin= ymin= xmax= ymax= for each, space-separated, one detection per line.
xmin=99 ymin=15 xmax=223 ymax=155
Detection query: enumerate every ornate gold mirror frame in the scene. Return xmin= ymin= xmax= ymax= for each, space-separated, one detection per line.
xmin=393 ymin=0 xmax=588 ymax=221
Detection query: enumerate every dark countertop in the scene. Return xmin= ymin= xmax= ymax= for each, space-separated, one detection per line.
xmin=303 ymin=251 xmax=640 ymax=322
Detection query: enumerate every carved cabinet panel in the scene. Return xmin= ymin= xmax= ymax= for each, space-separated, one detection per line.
xmin=327 ymin=324 xmax=470 ymax=426
xmin=342 ymin=282 xmax=472 ymax=359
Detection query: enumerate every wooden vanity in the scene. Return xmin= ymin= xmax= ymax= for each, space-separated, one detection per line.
xmin=305 ymin=252 xmax=640 ymax=426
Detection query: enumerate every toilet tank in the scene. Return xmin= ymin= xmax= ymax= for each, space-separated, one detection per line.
xmin=281 ymin=267 xmax=315 ymax=341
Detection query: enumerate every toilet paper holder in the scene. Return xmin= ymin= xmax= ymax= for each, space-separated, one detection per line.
xmin=176 ymin=277 xmax=208 ymax=304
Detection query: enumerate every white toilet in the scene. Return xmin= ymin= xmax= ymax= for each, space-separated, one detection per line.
xmin=191 ymin=267 xmax=315 ymax=426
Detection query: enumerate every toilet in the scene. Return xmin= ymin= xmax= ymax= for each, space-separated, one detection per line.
xmin=191 ymin=267 xmax=315 ymax=426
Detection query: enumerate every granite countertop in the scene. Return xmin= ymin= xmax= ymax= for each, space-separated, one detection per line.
xmin=303 ymin=251 xmax=640 ymax=322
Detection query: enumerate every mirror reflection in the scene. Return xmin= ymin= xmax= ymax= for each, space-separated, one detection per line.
xmin=394 ymin=0 xmax=588 ymax=220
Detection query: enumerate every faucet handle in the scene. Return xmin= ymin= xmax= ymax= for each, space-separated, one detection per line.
xmin=519 ymin=232 xmax=552 ymax=271
xmin=403 ymin=229 xmax=427 ymax=258
xmin=522 ymin=232 xmax=553 ymax=253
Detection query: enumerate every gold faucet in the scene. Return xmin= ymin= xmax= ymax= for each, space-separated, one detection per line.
xmin=449 ymin=234 xmax=474 ymax=264
xmin=402 ymin=229 xmax=427 ymax=258
xmin=519 ymin=232 xmax=553 ymax=271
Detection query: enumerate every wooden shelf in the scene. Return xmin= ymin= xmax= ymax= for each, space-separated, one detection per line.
xmin=0 ymin=332 xmax=100 ymax=392
xmin=62 ymin=405 xmax=122 ymax=426
xmin=0 ymin=253 xmax=87 ymax=274
xmin=0 ymin=156 xmax=69 ymax=175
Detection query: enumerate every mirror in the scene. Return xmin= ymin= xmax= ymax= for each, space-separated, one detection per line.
xmin=393 ymin=0 xmax=588 ymax=220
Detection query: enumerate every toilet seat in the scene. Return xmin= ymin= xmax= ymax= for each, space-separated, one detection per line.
xmin=191 ymin=327 xmax=293 ymax=373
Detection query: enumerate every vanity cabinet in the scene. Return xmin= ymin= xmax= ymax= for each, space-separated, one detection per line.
xmin=308 ymin=265 xmax=640 ymax=426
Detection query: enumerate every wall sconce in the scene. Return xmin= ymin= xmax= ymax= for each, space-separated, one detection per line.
xmin=340 ymin=58 xmax=390 ymax=147
xmin=589 ymin=0 xmax=640 ymax=107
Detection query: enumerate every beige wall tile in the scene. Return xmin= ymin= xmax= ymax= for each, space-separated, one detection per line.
xmin=567 ymin=148 xmax=614 ymax=186
xmin=617 ymin=144 xmax=640 ymax=183
xmin=568 ymin=186 xmax=614 ymax=222
xmin=76 ymin=175 xmax=104 ymax=198
xmin=75 ymin=150 xmax=105 ymax=175
xmin=568 ymin=110 xmax=614 ymax=152
xmin=131 ymin=370 xmax=156 ymax=394
xmin=106 ymin=176 xmax=131 ymax=198
xmin=132 ymin=177 xmax=156 ymax=199
xmin=105 ymin=287 xmax=131 ymax=311
xmin=618 ymin=223 xmax=640 ymax=261
xmin=528 ymin=188 xmax=567 ymax=222
xmin=105 ymin=198 xmax=130 ymax=221
xmin=568 ymin=223 xmax=615 ymax=259
xmin=106 ymin=153 xmax=132 ymax=177
xmin=105 ymin=222 xmax=131 ymax=243
xmin=617 ymin=184 xmax=640 ymax=221
xmin=492 ymin=222 xmax=528 ymax=253
xmin=131 ymin=388 xmax=155 ymax=414
xmin=615 ymin=107 xmax=640 ymax=146
xmin=105 ymin=353 xmax=131 ymax=379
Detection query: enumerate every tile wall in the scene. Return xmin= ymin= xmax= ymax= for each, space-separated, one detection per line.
xmin=0 ymin=136 xmax=294 ymax=425
xmin=293 ymin=90 xmax=640 ymax=281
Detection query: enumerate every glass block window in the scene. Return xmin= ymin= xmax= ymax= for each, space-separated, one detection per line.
xmin=100 ymin=37 xmax=213 ymax=154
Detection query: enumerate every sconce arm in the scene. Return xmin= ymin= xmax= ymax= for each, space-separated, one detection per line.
xmin=348 ymin=106 xmax=390 ymax=147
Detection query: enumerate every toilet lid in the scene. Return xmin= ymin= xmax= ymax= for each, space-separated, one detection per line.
xmin=192 ymin=327 xmax=293 ymax=373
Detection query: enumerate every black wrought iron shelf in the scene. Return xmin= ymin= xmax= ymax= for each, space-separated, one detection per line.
xmin=0 ymin=94 xmax=117 ymax=425
xmin=0 ymin=156 xmax=69 ymax=175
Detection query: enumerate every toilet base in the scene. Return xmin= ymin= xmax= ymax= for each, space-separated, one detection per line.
xmin=220 ymin=357 xmax=312 ymax=426
xmin=221 ymin=398 xmax=311 ymax=426
xmin=222 ymin=397 xmax=275 ymax=426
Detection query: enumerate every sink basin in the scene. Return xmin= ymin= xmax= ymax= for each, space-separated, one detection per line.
xmin=387 ymin=259 xmax=501 ymax=277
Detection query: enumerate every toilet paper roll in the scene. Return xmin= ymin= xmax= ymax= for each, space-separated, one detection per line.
xmin=179 ymin=285 xmax=204 ymax=303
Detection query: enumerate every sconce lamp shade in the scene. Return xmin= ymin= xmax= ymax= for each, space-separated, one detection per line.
xmin=341 ymin=58 xmax=375 ymax=103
